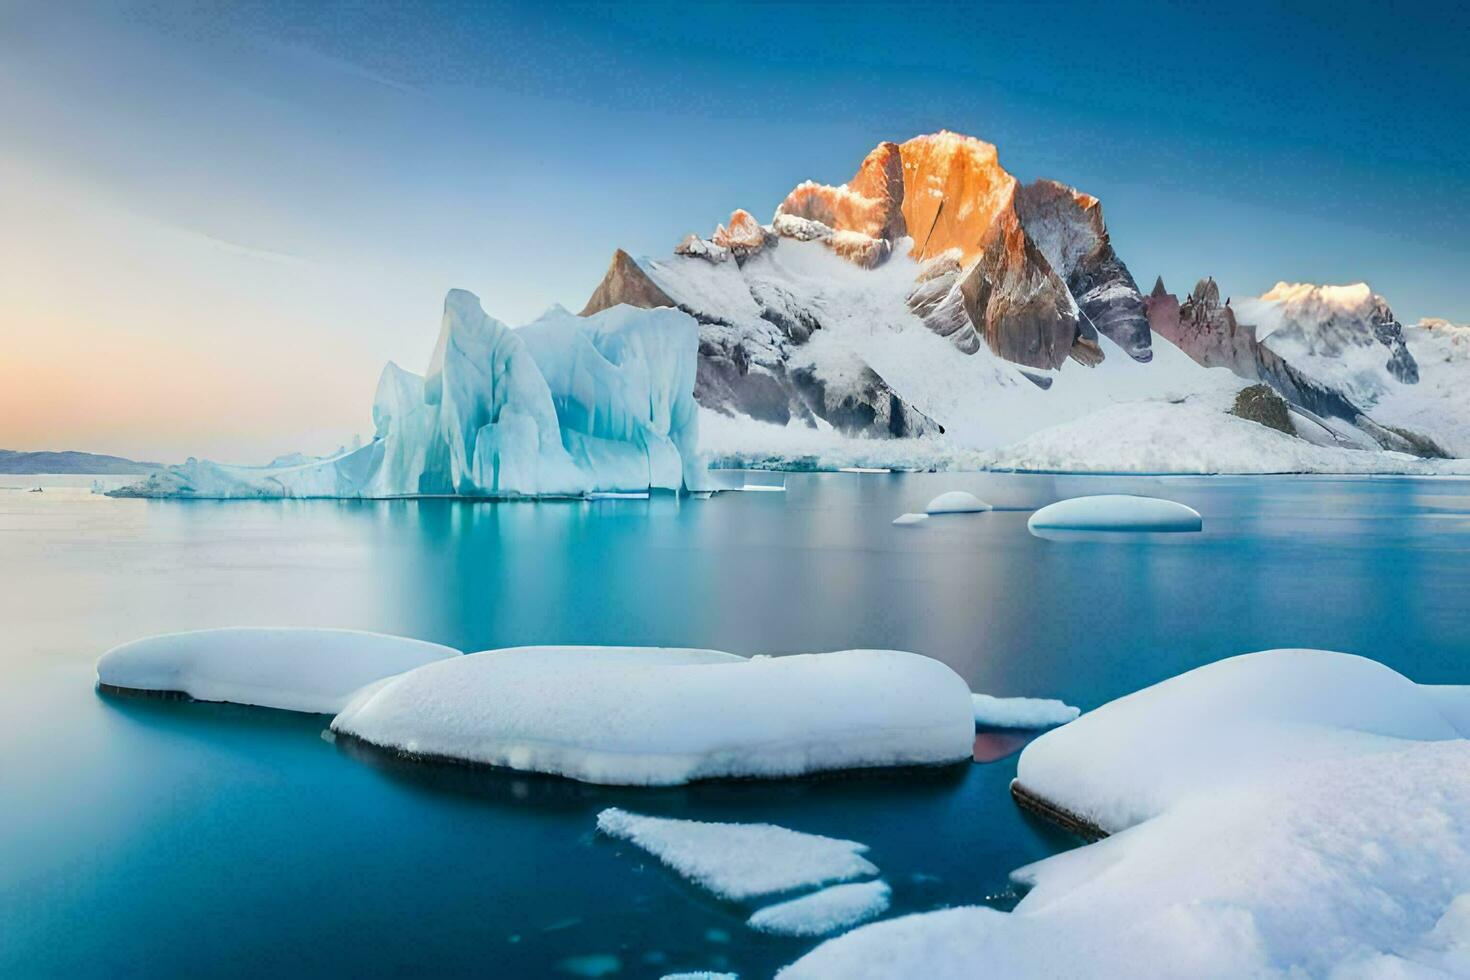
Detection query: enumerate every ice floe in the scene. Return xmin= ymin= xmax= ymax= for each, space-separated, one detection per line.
xmin=891 ymin=512 xmax=928 ymax=525
xmin=1027 ymin=494 xmax=1201 ymax=533
xmin=782 ymin=650 xmax=1470 ymax=978
xmin=747 ymin=880 xmax=892 ymax=937
xmin=971 ymin=694 xmax=1079 ymax=730
xmin=925 ymin=490 xmax=991 ymax=514
xmin=596 ymin=808 xmax=877 ymax=901
xmin=95 ymin=628 xmax=459 ymax=714
xmin=331 ymin=646 xmax=974 ymax=785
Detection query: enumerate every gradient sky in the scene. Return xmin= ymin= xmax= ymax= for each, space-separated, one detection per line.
xmin=3 ymin=0 xmax=1467 ymax=462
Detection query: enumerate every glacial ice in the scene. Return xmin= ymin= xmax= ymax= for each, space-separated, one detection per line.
xmin=1027 ymin=494 xmax=1201 ymax=533
xmin=113 ymin=290 xmax=707 ymax=499
xmin=597 ymin=807 xmax=877 ymax=901
xmin=95 ymin=628 xmax=459 ymax=714
xmin=782 ymin=650 xmax=1470 ymax=979
xmin=747 ymin=880 xmax=892 ymax=937
xmin=925 ymin=490 xmax=991 ymax=514
xmin=330 ymin=646 xmax=975 ymax=785
xmin=971 ymin=694 xmax=1080 ymax=729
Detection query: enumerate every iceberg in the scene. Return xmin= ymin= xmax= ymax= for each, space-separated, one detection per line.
xmin=747 ymin=880 xmax=892 ymax=937
xmin=891 ymin=512 xmax=929 ymax=525
xmin=971 ymin=693 xmax=1080 ymax=730
xmin=330 ymin=645 xmax=975 ymax=785
xmin=113 ymin=290 xmax=708 ymax=499
xmin=925 ymin=490 xmax=991 ymax=514
xmin=95 ymin=628 xmax=459 ymax=714
xmin=597 ymin=807 xmax=877 ymax=901
xmin=1027 ymin=494 xmax=1201 ymax=533
xmin=782 ymin=651 xmax=1470 ymax=979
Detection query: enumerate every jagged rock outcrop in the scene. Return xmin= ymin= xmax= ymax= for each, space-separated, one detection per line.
xmin=711 ymin=209 xmax=773 ymax=260
xmin=1016 ymin=180 xmax=1152 ymax=362
xmin=581 ymin=249 xmax=676 ymax=317
xmin=774 ymin=131 xmax=1151 ymax=369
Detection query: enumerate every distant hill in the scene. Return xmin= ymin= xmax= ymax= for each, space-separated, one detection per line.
xmin=0 ymin=449 xmax=165 ymax=475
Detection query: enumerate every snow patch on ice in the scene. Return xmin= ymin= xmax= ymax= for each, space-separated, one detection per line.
xmin=747 ymin=880 xmax=892 ymax=937
xmin=597 ymin=808 xmax=877 ymax=901
xmin=972 ymin=694 xmax=1080 ymax=730
xmin=96 ymin=628 xmax=459 ymax=714
xmin=331 ymin=646 xmax=976 ymax=785
xmin=784 ymin=650 xmax=1470 ymax=979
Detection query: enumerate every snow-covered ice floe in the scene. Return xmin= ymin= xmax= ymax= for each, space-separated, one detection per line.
xmin=891 ymin=512 xmax=928 ymax=525
xmin=597 ymin=808 xmax=877 ymax=901
xmin=925 ymin=490 xmax=991 ymax=514
xmin=747 ymin=880 xmax=892 ymax=937
xmin=971 ymin=694 xmax=1079 ymax=730
xmin=782 ymin=650 xmax=1470 ymax=978
xmin=1027 ymin=494 xmax=1201 ymax=533
xmin=112 ymin=292 xmax=709 ymax=499
xmin=96 ymin=628 xmax=459 ymax=714
xmin=331 ymin=646 xmax=975 ymax=785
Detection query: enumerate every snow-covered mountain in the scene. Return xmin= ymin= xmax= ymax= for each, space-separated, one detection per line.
xmin=581 ymin=130 xmax=1467 ymax=473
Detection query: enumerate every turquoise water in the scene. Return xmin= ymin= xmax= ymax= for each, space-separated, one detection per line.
xmin=3 ymin=473 xmax=1470 ymax=978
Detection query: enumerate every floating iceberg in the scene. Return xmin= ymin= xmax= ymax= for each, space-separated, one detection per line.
xmin=95 ymin=628 xmax=459 ymax=714
xmin=925 ymin=490 xmax=991 ymax=514
xmin=891 ymin=512 xmax=929 ymax=525
xmin=1027 ymin=494 xmax=1201 ymax=533
xmin=113 ymin=291 xmax=707 ymax=499
xmin=331 ymin=646 xmax=975 ymax=785
xmin=597 ymin=807 xmax=877 ymax=901
xmin=971 ymin=694 xmax=1080 ymax=730
xmin=782 ymin=651 xmax=1470 ymax=979
xmin=747 ymin=880 xmax=892 ymax=937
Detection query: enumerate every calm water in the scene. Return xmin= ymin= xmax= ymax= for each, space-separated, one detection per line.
xmin=4 ymin=472 xmax=1470 ymax=978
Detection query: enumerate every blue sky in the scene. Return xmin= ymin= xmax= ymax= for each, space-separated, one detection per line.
xmin=3 ymin=0 xmax=1467 ymax=459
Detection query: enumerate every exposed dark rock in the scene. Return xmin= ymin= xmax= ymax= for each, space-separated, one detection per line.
xmin=580 ymin=249 xmax=675 ymax=316
xmin=1230 ymin=384 xmax=1293 ymax=434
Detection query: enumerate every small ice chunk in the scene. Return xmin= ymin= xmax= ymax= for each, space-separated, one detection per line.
xmin=661 ymin=974 xmax=738 ymax=980
xmin=96 ymin=628 xmax=459 ymax=714
xmin=972 ymin=694 xmax=1080 ymax=729
xmin=597 ymin=807 xmax=877 ymax=901
xmin=891 ymin=512 xmax=929 ymax=525
xmin=747 ymin=880 xmax=892 ymax=937
xmin=1027 ymin=494 xmax=1201 ymax=532
xmin=925 ymin=490 xmax=991 ymax=514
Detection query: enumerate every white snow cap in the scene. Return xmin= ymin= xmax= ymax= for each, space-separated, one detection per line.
xmin=331 ymin=646 xmax=975 ymax=785
xmin=1028 ymin=494 xmax=1201 ymax=532
xmin=96 ymin=628 xmax=459 ymax=714
xmin=597 ymin=807 xmax=876 ymax=901
xmin=925 ymin=490 xmax=992 ymax=514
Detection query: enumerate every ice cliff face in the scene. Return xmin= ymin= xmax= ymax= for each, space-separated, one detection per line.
xmin=115 ymin=291 xmax=706 ymax=498
xmin=583 ymin=130 xmax=1152 ymax=439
